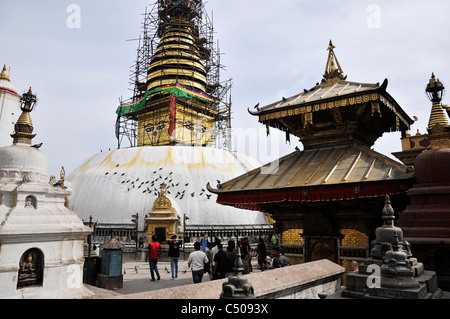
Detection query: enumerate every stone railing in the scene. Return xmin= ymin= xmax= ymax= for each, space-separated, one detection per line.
xmin=115 ymin=259 xmax=345 ymax=299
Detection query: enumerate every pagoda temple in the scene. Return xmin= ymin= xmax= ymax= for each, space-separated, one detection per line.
xmin=208 ymin=41 xmax=415 ymax=271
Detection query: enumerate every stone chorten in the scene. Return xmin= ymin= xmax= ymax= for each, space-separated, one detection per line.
xmin=0 ymin=88 xmax=92 ymax=298
xmin=334 ymin=195 xmax=443 ymax=299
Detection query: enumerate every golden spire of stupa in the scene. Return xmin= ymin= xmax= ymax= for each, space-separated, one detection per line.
xmin=0 ymin=64 xmax=10 ymax=82
xmin=426 ymin=73 xmax=449 ymax=131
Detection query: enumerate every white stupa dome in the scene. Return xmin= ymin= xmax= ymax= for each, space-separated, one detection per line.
xmin=67 ymin=146 xmax=268 ymax=229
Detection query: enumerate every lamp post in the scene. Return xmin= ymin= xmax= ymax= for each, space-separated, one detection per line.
xmin=183 ymin=213 xmax=189 ymax=259
xmin=131 ymin=213 xmax=139 ymax=249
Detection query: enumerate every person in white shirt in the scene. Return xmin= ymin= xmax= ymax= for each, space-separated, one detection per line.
xmin=187 ymin=241 xmax=209 ymax=283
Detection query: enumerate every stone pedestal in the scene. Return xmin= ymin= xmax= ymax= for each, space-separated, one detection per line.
xmin=97 ymin=274 xmax=123 ymax=290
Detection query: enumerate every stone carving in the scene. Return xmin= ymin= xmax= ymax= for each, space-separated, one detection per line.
xmin=24 ymin=195 xmax=36 ymax=209
xmin=17 ymin=249 xmax=43 ymax=288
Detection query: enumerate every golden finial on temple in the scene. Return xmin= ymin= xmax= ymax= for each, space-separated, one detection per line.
xmin=322 ymin=40 xmax=345 ymax=86
xmin=0 ymin=64 xmax=10 ymax=82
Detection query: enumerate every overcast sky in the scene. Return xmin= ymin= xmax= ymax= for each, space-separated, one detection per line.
xmin=2 ymin=1 xmax=450 ymax=176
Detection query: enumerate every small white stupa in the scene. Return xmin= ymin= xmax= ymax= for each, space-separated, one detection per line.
xmin=0 ymin=64 xmax=21 ymax=147
xmin=0 ymin=88 xmax=92 ymax=299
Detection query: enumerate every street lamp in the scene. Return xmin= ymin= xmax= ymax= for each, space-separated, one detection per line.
xmin=131 ymin=213 xmax=139 ymax=249
xmin=183 ymin=213 xmax=189 ymax=258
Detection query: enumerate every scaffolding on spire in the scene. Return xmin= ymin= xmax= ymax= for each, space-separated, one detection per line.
xmin=116 ymin=0 xmax=232 ymax=150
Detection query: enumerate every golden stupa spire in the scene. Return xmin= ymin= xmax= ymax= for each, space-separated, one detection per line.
xmin=321 ymin=40 xmax=345 ymax=86
xmin=11 ymin=87 xmax=37 ymax=145
xmin=426 ymin=73 xmax=449 ymax=131
xmin=0 ymin=64 xmax=10 ymax=82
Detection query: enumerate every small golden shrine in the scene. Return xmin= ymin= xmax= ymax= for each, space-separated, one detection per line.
xmin=145 ymin=182 xmax=180 ymax=243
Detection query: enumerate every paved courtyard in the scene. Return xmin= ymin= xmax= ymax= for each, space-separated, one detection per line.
xmin=86 ymin=258 xmax=262 ymax=298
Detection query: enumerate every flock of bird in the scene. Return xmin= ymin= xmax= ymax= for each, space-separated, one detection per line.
xmin=102 ymin=164 xmax=213 ymax=201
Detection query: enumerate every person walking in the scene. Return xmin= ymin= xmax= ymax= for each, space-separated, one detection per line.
xmin=147 ymin=235 xmax=161 ymax=281
xmin=240 ymin=237 xmax=251 ymax=274
xmin=257 ymin=237 xmax=267 ymax=271
xmin=270 ymin=233 xmax=278 ymax=249
xmin=212 ymin=243 xmax=227 ymax=279
xmin=199 ymin=233 xmax=209 ymax=252
xmin=224 ymin=242 xmax=236 ymax=278
xmin=168 ymin=235 xmax=182 ymax=279
xmin=204 ymin=242 xmax=213 ymax=277
xmin=187 ymin=241 xmax=209 ymax=283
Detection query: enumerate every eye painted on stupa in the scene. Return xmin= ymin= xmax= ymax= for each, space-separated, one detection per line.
xmin=183 ymin=121 xmax=194 ymax=131
xmin=145 ymin=123 xmax=154 ymax=133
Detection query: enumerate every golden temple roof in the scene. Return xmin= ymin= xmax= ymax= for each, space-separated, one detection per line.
xmin=208 ymin=143 xmax=414 ymax=194
xmin=248 ymin=41 xmax=414 ymax=149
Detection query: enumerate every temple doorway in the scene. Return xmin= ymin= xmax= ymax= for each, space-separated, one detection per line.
xmin=155 ymin=227 xmax=166 ymax=243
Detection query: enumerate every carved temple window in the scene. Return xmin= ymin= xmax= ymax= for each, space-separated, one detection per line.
xmin=24 ymin=195 xmax=37 ymax=209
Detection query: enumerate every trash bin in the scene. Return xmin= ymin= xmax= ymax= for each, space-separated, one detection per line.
xmin=97 ymin=237 xmax=124 ymax=290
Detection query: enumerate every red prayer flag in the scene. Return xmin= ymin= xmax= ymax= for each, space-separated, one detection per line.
xmin=169 ymin=95 xmax=176 ymax=138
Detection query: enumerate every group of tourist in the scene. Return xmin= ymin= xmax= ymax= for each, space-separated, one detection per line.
xmin=146 ymin=232 xmax=290 ymax=284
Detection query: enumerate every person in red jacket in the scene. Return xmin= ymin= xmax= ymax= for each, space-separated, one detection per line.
xmin=147 ymin=235 xmax=162 ymax=281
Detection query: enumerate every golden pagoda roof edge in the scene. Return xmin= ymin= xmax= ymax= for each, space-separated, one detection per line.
xmin=210 ymin=144 xmax=415 ymax=194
